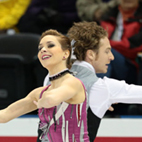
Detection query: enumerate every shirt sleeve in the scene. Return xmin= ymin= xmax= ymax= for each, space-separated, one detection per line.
xmin=89 ymin=77 xmax=142 ymax=118
xmin=89 ymin=77 xmax=110 ymax=118
xmin=105 ymin=77 xmax=142 ymax=104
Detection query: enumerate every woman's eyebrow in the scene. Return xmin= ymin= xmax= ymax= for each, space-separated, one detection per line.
xmin=46 ymin=41 xmax=53 ymax=44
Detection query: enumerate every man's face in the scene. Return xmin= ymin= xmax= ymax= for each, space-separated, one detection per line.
xmin=92 ymin=37 xmax=114 ymax=73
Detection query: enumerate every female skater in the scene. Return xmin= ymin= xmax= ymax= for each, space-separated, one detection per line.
xmin=0 ymin=29 xmax=90 ymax=142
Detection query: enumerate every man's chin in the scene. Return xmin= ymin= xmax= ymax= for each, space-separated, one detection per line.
xmin=97 ymin=70 xmax=107 ymax=74
xmin=103 ymin=70 xmax=107 ymax=74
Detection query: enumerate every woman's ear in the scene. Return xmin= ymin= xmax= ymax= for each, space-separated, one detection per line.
xmin=64 ymin=50 xmax=70 ymax=59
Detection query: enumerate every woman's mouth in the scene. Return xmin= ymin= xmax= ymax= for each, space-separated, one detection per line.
xmin=42 ymin=55 xmax=51 ymax=60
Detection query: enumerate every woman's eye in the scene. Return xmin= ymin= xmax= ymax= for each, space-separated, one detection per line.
xmin=38 ymin=47 xmax=42 ymax=51
xmin=48 ymin=44 xmax=54 ymax=48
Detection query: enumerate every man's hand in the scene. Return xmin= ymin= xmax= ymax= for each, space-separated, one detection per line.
xmin=108 ymin=106 xmax=114 ymax=111
xmin=108 ymin=103 xmax=118 ymax=111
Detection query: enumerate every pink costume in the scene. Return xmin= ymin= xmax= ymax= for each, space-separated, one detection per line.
xmin=38 ymin=83 xmax=90 ymax=142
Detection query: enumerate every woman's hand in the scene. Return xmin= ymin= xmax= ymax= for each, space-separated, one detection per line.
xmin=33 ymin=100 xmax=42 ymax=108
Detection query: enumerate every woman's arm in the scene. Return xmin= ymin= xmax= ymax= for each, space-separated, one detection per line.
xmin=34 ymin=77 xmax=85 ymax=108
xmin=0 ymin=87 xmax=43 ymax=123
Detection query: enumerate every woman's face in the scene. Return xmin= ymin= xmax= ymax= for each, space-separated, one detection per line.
xmin=119 ymin=0 xmax=139 ymax=11
xmin=38 ymin=35 xmax=66 ymax=70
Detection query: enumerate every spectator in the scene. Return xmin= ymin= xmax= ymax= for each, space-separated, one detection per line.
xmin=76 ymin=0 xmax=119 ymax=23
xmin=100 ymin=0 xmax=142 ymax=84
xmin=0 ymin=0 xmax=32 ymax=34
xmin=17 ymin=0 xmax=80 ymax=35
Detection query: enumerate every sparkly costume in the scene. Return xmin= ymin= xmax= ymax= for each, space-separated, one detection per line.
xmin=38 ymin=84 xmax=90 ymax=142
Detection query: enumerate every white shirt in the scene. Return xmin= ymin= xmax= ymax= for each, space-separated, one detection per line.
xmin=43 ymin=61 xmax=142 ymax=119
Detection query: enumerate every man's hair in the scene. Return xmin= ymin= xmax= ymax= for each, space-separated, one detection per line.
xmin=67 ymin=21 xmax=108 ymax=61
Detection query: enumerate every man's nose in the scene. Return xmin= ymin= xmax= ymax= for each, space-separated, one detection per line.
xmin=110 ymin=52 xmax=114 ymax=60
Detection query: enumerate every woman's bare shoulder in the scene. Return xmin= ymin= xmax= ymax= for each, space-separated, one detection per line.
xmin=63 ymin=74 xmax=83 ymax=89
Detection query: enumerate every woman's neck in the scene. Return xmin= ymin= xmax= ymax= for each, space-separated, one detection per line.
xmin=49 ymin=70 xmax=71 ymax=89
xmin=49 ymin=68 xmax=69 ymax=81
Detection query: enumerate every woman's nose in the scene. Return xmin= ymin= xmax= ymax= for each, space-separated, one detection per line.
xmin=41 ymin=47 xmax=47 ymax=53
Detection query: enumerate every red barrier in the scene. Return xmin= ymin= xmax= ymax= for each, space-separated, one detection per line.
xmin=95 ymin=137 xmax=142 ymax=142
xmin=1 ymin=136 xmax=142 ymax=142
xmin=0 ymin=136 xmax=37 ymax=142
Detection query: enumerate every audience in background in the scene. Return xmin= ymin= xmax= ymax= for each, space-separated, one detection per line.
xmin=75 ymin=0 xmax=142 ymax=115
xmin=0 ymin=0 xmax=32 ymax=34
xmin=17 ymin=0 xmax=80 ymax=35
xmin=100 ymin=0 xmax=142 ymax=85
xmin=76 ymin=0 xmax=142 ymax=85
xmin=99 ymin=0 xmax=142 ymax=115
xmin=76 ymin=0 xmax=119 ymax=23
xmin=1 ymin=0 xmax=142 ymax=117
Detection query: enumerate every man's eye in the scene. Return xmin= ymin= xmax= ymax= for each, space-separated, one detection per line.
xmin=105 ymin=50 xmax=110 ymax=54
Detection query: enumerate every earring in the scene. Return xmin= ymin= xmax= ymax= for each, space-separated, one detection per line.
xmin=63 ymin=56 xmax=66 ymax=60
